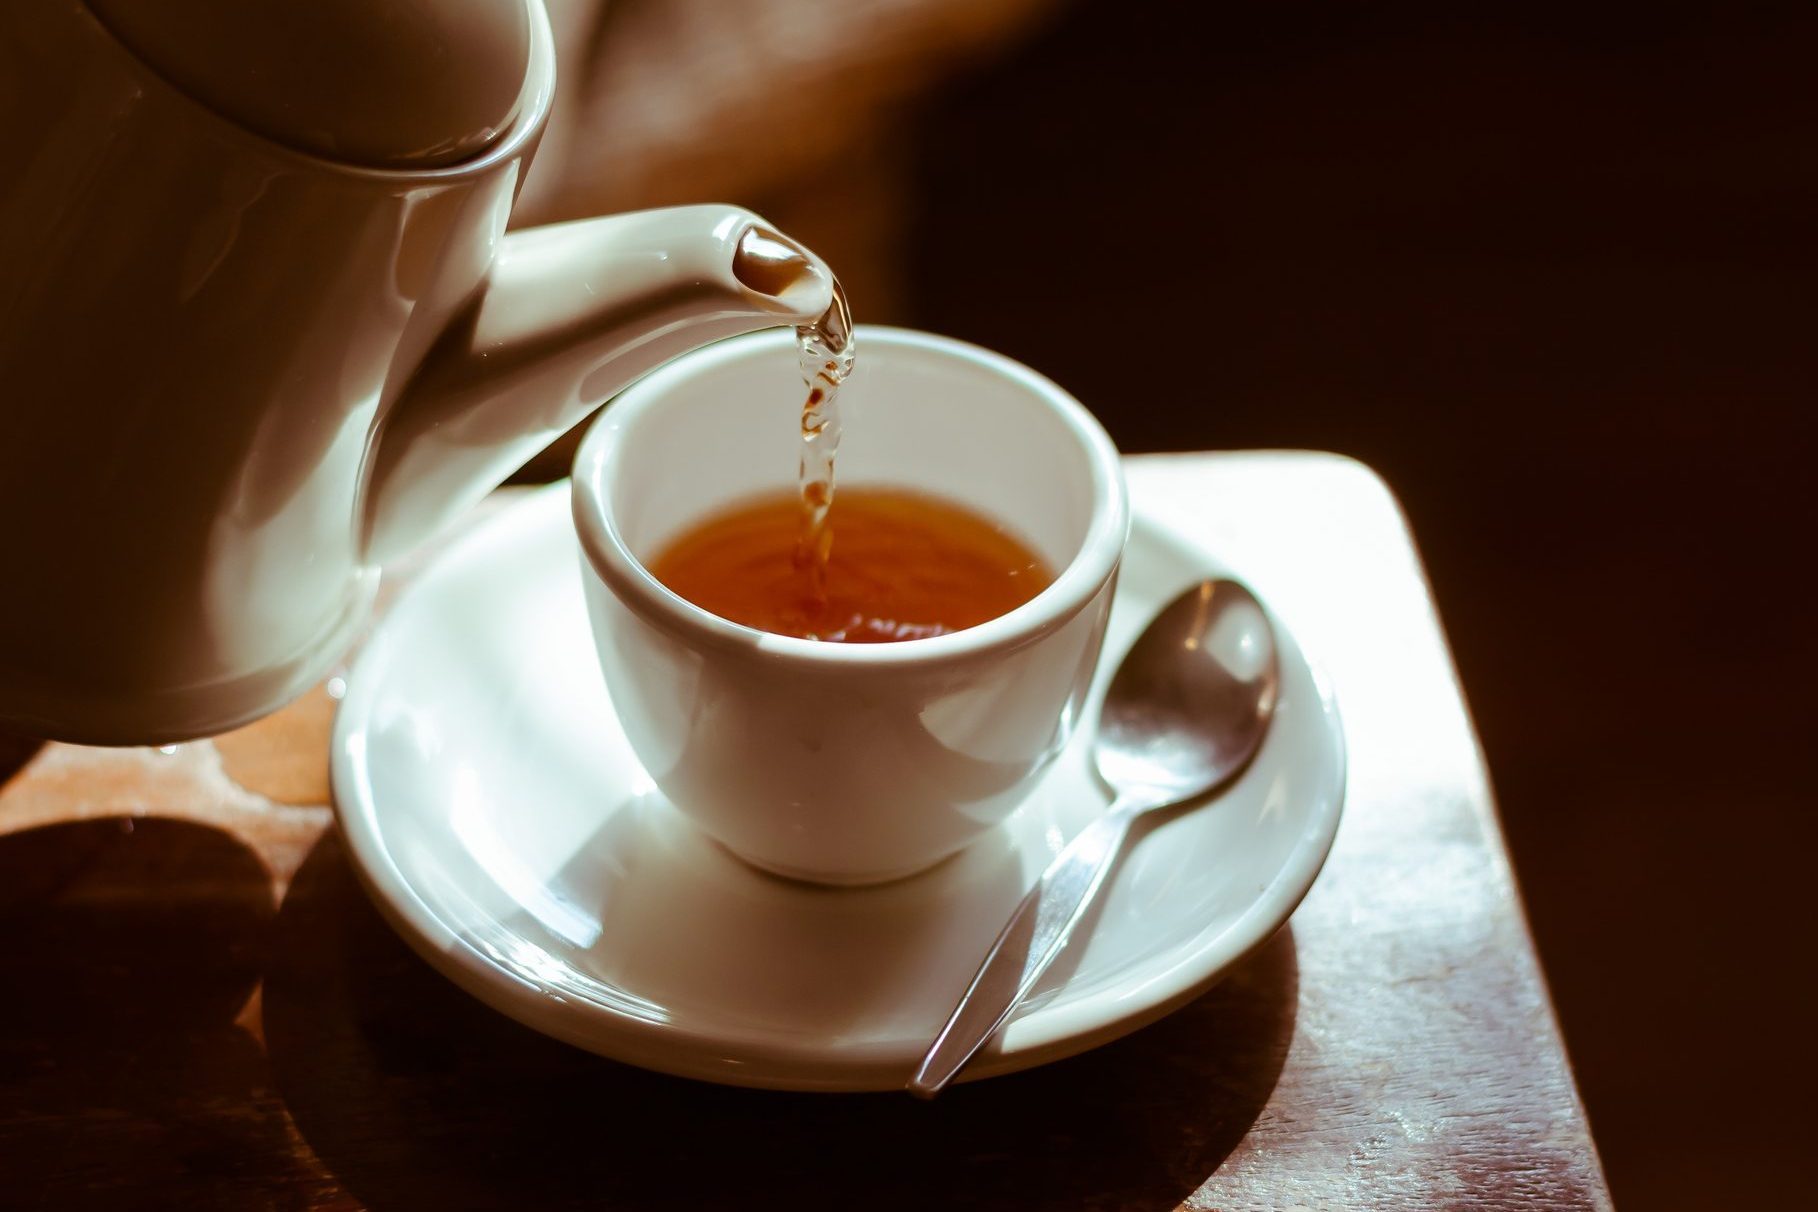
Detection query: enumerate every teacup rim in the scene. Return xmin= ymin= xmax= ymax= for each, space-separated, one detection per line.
xmin=572 ymin=326 xmax=1129 ymax=669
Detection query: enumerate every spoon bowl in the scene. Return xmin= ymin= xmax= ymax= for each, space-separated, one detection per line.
xmin=1096 ymin=579 xmax=1278 ymax=799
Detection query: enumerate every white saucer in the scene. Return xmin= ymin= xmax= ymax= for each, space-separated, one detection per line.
xmin=331 ymin=484 xmax=1345 ymax=1091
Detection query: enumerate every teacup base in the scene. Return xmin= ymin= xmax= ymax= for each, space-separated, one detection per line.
xmin=721 ymin=836 xmax=967 ymax=888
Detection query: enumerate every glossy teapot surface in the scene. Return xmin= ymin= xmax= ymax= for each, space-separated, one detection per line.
xmin=0 ymin=0 xmax=833 ymax=743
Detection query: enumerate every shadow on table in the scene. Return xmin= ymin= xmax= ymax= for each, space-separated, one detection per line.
xmin=264 ymin=831 xmax=1299 ymax=1212
xmin=0 ymin=816 xmax=323 ymax=1210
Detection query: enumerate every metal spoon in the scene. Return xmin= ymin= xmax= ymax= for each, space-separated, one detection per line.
xmin=907 ymin=578 xmax=1280 ymax=1097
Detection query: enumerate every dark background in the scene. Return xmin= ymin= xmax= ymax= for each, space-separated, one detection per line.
xmin=898 ymin=1 xmax=1816 ymax=1206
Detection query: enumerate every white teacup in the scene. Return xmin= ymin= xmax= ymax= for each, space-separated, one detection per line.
xmin=572 ymin=327 xmax=1128 ymax=884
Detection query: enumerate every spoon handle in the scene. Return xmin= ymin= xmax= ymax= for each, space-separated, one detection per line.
xmin=906 ymin=790 xmax=1161 ymax=1098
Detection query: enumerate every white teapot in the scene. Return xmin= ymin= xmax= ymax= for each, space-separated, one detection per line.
xmin=0 ymin=0 xmax=835 ymax=743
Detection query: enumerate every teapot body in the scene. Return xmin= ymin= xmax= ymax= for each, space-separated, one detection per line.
xmin=0 ymin=0 xmax=551 ymax=741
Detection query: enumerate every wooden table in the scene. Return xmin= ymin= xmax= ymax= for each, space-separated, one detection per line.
xmin=0 ymin=453 xmax=1611 ymax=1210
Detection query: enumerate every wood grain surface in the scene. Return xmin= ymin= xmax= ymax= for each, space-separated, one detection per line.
xmin=0 ymin=454 xmax=1611 ymax=1210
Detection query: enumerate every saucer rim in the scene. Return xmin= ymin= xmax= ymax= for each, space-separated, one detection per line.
xmin=331 ymin=482 xmax=1346 ymax=1091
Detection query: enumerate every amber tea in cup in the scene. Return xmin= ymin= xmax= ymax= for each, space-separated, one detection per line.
xmin=648 ymin=487 xmax=1053 ymax=642
xmin=648 ymin=279 xmax=1052 ymax=643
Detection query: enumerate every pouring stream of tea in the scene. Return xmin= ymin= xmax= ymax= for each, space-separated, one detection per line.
xmin=795 ymin=281 xmax=855 ymax=600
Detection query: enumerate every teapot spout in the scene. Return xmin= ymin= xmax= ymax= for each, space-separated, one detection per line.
xmin=361 ymin=204 xmax=833 ymax=563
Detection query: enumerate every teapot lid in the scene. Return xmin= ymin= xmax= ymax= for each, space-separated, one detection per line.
xmin=87 ymin=0 xmax=533 ymax=169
